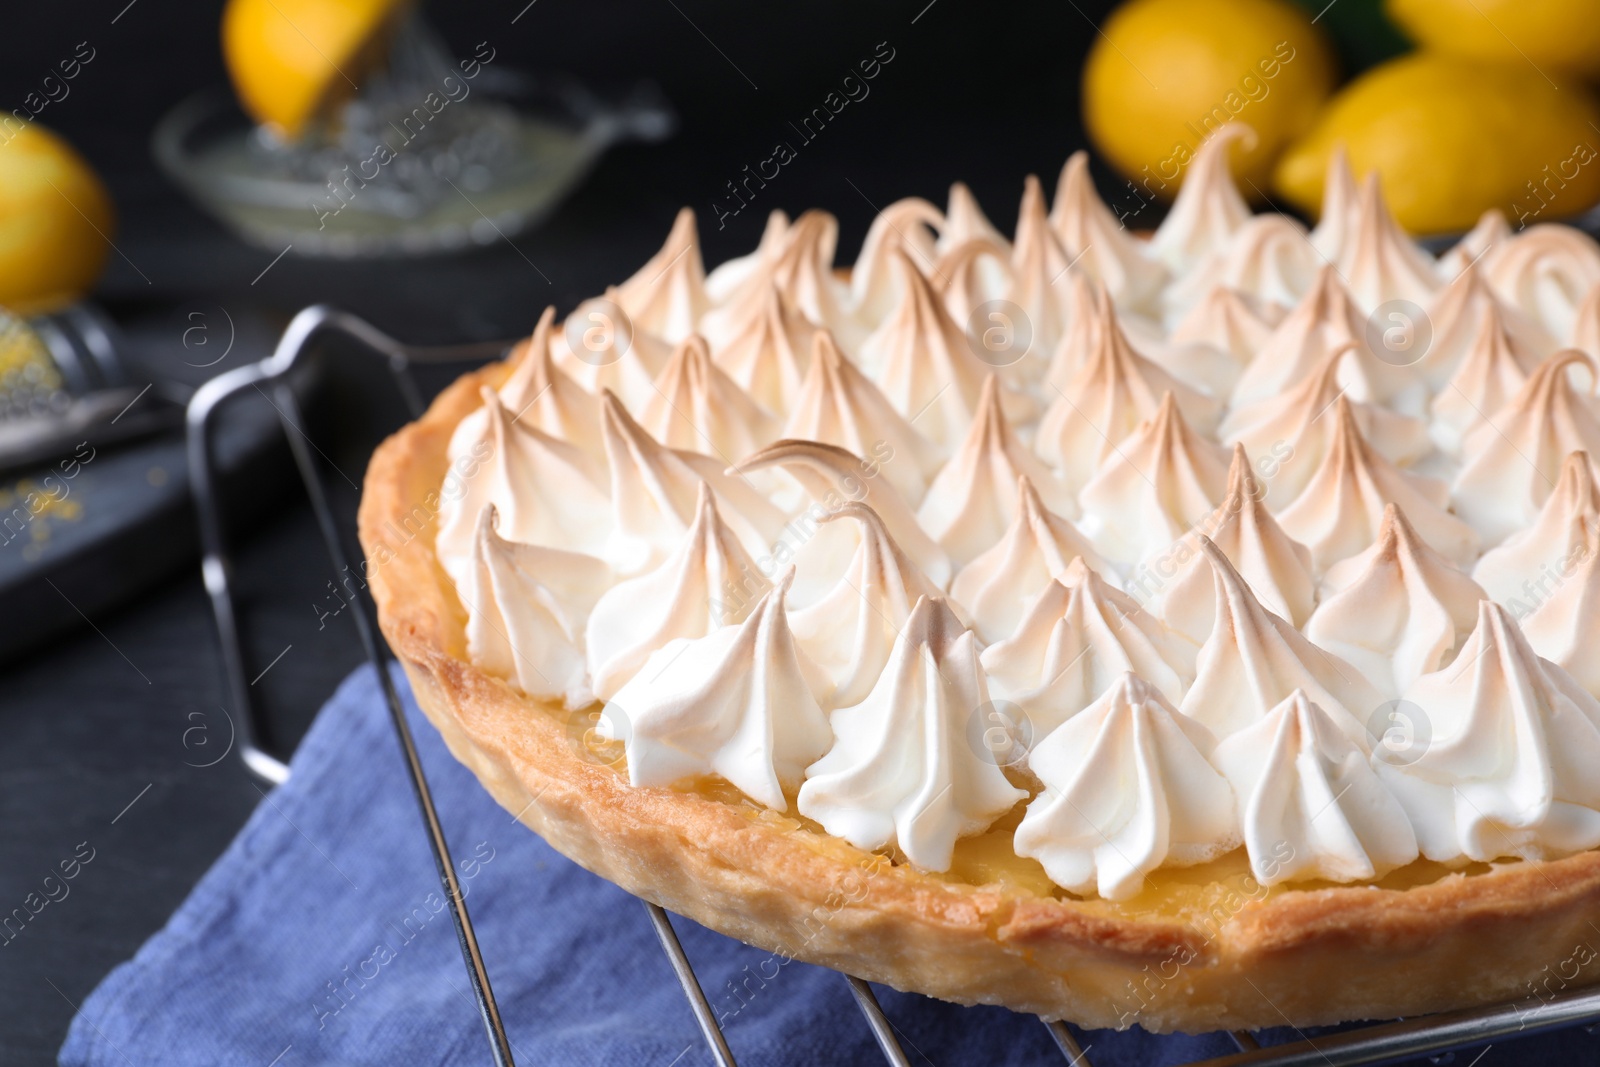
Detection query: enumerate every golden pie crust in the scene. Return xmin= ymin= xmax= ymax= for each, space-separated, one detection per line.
xmin=359 ymin=358 xmax=1600 ymax=1033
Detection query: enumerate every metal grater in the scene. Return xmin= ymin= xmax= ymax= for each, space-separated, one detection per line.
xmin=0 ymin=303 xmax=185 ymax=474
xmin=0 ymin=306 xmax=71 ymax=421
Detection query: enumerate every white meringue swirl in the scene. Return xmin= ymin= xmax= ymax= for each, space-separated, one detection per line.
xmin=980 ymin=559 xmax=1196 ymax=732
xmin=1015 ymin=672 xmax=1237 ymax=901
xmin=603 ymin=568 xmax=833 ymax=811
xmin=1212 ymin=690 xmax=1417 ymax=885
xmin=1305 ymin=504 xmax=1486 ymax=697
xmin=798 ymin=596 xmax=1027 ymax=871
xmin=1377 ymin=601 xmax=1600 ymax=864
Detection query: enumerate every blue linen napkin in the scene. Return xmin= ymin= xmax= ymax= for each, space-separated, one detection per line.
xmin=59 ymin=663 xmax=1589 ymax=1066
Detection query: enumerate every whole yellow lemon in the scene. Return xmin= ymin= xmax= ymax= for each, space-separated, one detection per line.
xmin=0 ymin=122 xmax=114 ymax=315
xmin=222 ymin=0 xmax=411 ymax=139
xmin=1082 ymin=0 xmax=1336 ymax=198
xmin=1387 ymin=0 xmax=1600 ymax=79
xmin=1274 ymin=53 xmax=1600 ymax=235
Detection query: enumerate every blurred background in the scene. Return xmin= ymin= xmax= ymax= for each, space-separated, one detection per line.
xmin=1 ymin=0 xmax=1595 ymax=1060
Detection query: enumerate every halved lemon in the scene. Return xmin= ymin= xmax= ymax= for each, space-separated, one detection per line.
xmin=221 ymin=0 xmax=412 ymax=139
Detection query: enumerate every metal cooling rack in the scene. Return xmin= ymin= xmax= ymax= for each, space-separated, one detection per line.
xmin=187 ymin=304 xmax=1600 ymax=1067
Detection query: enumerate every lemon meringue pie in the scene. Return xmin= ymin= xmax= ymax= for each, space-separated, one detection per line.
xmin=363 ymin=133 xmax=1600 ymax=1033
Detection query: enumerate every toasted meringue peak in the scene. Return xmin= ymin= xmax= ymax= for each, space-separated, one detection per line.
xmin=1078 ymin=391 xmax=1232 ymax=567
xmin=1438 ymin=208 xmax=1513 ymax=278
xmin=462 ymin=504 xmax=610 ymax=708
xmin=932 ymin=235 xmax=1015 ymax=328
xmin=735 ymin=438 xmax=952 ymax=589
xmin=1180 ymin=537 xmax=1384 ymax=744
xmin=1338 ymin=174 xmax=1440 ymax=313
xmin=782 ymin=331 xmax=942 ymax=505
xmin=771 ymin=210 xmax=860 ymax=343
xmin=1213 ymin=690 xmax=1418 ymax=885
xmin=1229 ymin=264 xmax=1361 ymax=406
xmin=504 ymin=308 xmax=604 ymax=447
xmin=1522 ymin=521 xmax=1600 ymax=697
xmin=1008 ymin=173 xmax=1084 ymax=362
xmin=1150 ymin=124 xmax=1254 ymax=274
xmin=709 ymin=283 xmax=818 ymax=416
xmin=790 ymin=502 xmax=944 ymax=708
xmin=1416 ymin=263 xmax=1550 ymax=392
xmin=710 ymin=210 xmax=864 ymax=348
xmin=1486 ymin=224 xmax=1600 ymax=342
xmin=981 ymin=560 xmax=1196 ymax=727
xmin=1015 ymin=672 xmax=1237 ymax=901
xmin=637 ymin=334 xmax=778 ymax=462
xmin=849 ymin=197 xmax=944 ymax=326
xmin=941 ymin=180 xmax=1012 ymax=254
xmin=934 ymin=183 xmax=1014 ymax=322
xmin=616 ymin=207 xmax=710 ymax=343
xmin=602 ymin=568 xmax=833 ymax=810
xmin=586 ymin=482 xmax=772 ymax=701
xmin=1165 ymin=215 xmax=1319 ymax=318
xmin=1278 ymin=397 xmax=1479 ymax=570
xmin=1306 ymin=505 xmax=1487 ymax=696
xmin=1162 ymin=292 xmax=1264 ymax=377
xmin=1474 ymin=451 xmax=1600 ymax=607
xmin=1573 ymin=284 xmax=1600 ymax=359
xmin=600 ymin=391 xmax=784 ymax=574
xmin=951 ymin=477 xmax=1111 ymax=643
xmin=436 ymin=387 xmax=611 ymax=587
xmin=1036 ymin=290 xmax=1223 ymax=488
xmin=554 ymin=287 xmax=675 ymax=410
xmin=1377 ymin=600 xmax=1600 ymax=864
xmin=1040 ymin=270 xmax=1107 ymax=392
xmin=1453 ymin=350 xmax=1600 ymax=544
xmin=1049 ymin=153 xmax=1169 ymax=314
xmin=1230 ymin=265 xmax=1421 ymax=411
xmin=705 ymin=209 xmax=789 ymax=304
xmin=1309 ymin=144 xmax=1358 ymax=263
xmin=447 ymin=307 xmax=603 ymax=462
xmin=858 ymin=248 xmax=1032 ymax=450
xmin=1148 ymin=444 xmax=1317 ymax=642
xmin=1430 ymin=300 xmax=1531 ymax=453
xmin=798 ymin=596 xmax=1028 ymax=871
xmin=918 ymin=375 xmax=1078 ymax=565
xmin=1222 ymin=345 xmax=1432 ymax=508
xmin=1122 ymin=322 xmax=1246 ymax=400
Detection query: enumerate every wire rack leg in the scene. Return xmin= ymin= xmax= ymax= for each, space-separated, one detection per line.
xmin=186 ymin=306 xmax=520 ymax=1067
xmin=1041 ymin=1018 xmax=1093 ymax=1065
xmin=844 ymin=976 xmax=911 ymax=1066
xmin=645 ymin=902 xmax=739 ymax=1067
xmin=273 ymin=384 xmax=517 ymax=1067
